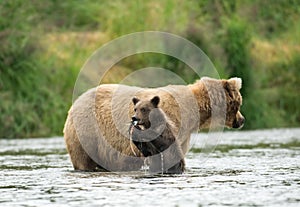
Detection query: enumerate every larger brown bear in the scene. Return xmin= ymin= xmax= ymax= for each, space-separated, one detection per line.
xmin=63 ymin=77 xmax=245 ymax=172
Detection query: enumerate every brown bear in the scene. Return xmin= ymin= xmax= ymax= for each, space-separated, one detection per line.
xmin=63 ymin=77 xmax=245 ymax=172
xmin=129 ymin=96 xmax=185 ymax=174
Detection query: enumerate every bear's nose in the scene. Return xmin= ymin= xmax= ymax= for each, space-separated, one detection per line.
xmin=240 ymin=117 xmax=245 ymax=126
xmin=232 ymin=117 xmax=245 ymax=129
xmin=131 ymin=116 xmax=139 ymax=122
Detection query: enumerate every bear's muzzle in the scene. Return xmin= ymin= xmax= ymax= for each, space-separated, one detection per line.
xmin=232 ymin=112 xmax=245 ymax=129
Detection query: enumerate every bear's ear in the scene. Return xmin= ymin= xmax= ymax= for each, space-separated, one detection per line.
xmin=151 ymin=96 xmax=160 ymax=107
xmin=228 ymin=77 xmax=242 ymax=90
xmin=132 ymin=97 xmax=140 ymax=105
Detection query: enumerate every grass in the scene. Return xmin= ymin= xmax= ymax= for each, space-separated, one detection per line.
xmin=190 ymin=139 xmax=300 ymax=154
xmin=0 ymin=149 xmax=67 ymax=156
xmin=0 ymin=0 xmax=300 ymax=138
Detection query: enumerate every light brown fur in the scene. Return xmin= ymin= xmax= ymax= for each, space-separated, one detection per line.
xmin=63 ymin=77 xmax=244 ymax=171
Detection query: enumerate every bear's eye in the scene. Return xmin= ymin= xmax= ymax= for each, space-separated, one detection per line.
xmin=134 ymin=108 xmax=137 ymax=112
xmin=141 ymin=108 xmax=146 ymax=113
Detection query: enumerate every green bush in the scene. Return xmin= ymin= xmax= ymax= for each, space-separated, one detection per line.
xmin=254 ymin=0 xmax=300 ymax=38
xmin=269 ymin=54 xmax=300 ymax=127
xmin=0 ymin=0 xmax=300 ymax=137
xmin=0 ymin=1 xmax=72 ymax=138
xmin=220 ymin=17 xmax=255 ymax=129
xmin=221 ymin=17 xmax=253 ymax=97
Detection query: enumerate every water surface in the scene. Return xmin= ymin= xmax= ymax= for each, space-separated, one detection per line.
xmin=0 ymin=128 xmax=299 ymax=206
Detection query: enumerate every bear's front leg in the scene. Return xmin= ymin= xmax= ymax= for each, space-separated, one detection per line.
xmin=131 ymin=127 xmax=161 ymax=142
xmin=130 ymin=125 xmax=154 ymax=157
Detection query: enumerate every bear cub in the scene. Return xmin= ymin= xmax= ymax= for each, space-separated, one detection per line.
xmin=129 ymin=96 xmax=185 ymax=174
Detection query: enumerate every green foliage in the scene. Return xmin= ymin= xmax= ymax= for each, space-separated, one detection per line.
xmin=269 ymin=54 xmax=300 ymax=127
xmin=0 ymin=1 xmax=72 ymax=137
xmin=0 ymin=0 xmax=299 ymax=138
xmin=221 ymin=17 xmax=253 ymax=97
xmin=220 ymin=17 xmax=259 ymax=130
xmin=253 ymin=0 xmax=300 ymax=38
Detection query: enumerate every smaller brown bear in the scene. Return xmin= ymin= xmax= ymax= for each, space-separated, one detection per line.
xmin=129 ymin=96 xmax=185 ymax=174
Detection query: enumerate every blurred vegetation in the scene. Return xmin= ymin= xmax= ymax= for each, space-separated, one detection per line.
xmin=0 ymin=0 xmax=299 ymax=138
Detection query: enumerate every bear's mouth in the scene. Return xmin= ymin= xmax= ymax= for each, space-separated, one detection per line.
xmin=132 ymin=120 xmax=139 ymax=126
xmin=132 ymin=120 xmax=145 ymax=130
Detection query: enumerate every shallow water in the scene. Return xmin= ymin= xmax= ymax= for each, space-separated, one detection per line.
xmin=0 ymin=128 xmax=300 ymax=207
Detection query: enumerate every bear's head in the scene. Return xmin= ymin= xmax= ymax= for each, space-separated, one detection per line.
xmin=131 ymin=96 xmax=160 ymax=129
xmin=223 ymin=78 xmax=245 ymax=129
xmin=199 ymin=77 xmax=245 ymax=129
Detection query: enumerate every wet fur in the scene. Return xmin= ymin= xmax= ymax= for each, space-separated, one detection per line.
xmin=130 ymin=98 xmax=185 ymax=174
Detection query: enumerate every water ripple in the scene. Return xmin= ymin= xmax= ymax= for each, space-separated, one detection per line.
xmin=0 ymin=128 xmax=299 ymax=207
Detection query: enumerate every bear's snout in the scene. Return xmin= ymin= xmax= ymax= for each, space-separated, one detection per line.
xmin=131 ymin=116 xmax=140 ymax=122
xmin=232 ymin=115 xmax=245 ymax=129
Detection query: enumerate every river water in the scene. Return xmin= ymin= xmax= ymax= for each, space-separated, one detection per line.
xmin=0 ymin=128 xmax=299 ymax=207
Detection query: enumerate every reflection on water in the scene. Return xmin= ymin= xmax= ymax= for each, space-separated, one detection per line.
xmin=0 ymin=128 xmax=299 ymax=206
